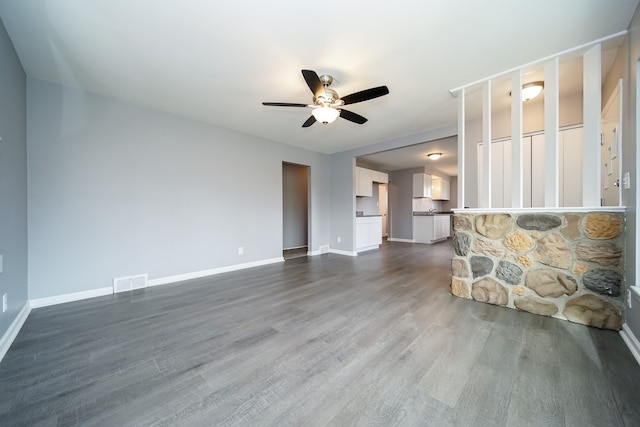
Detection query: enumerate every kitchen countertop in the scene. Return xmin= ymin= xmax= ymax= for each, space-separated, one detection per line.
xmin=413 ymin=211 xmax=453 ymax=216
xmin=356 ymin=214 xmax=382 ymax=217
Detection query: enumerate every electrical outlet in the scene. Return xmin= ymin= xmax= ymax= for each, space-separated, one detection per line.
xmin=2 ymin=294 xmax=7 ymax=313
xmin=337 ymin=236 xmax=341 ymax=243
xmin=238 ymin=247 xmax=243 ymax=255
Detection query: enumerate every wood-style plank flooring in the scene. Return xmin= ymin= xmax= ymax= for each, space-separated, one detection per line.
xmin=1 ymin=240 xmax=639 ymax=426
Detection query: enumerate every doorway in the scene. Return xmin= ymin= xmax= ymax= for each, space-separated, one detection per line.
xmin=601 ymin=79 xmax=622 ymax=206
xmin=282 ymin=162 xmax=309 ymax=259
xmin=379 ymin=183 xmax=389 ymax=238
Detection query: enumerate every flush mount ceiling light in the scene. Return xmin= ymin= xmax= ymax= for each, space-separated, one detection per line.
xmin=427 ymin=153 xmax=442 ymax=160
xmin=521 ymin=81 xmax=544 ymax=101
xmin=311 ymin=105 xmax=340 ymax=124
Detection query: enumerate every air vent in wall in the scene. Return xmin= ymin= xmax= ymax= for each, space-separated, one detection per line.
xmin=113 ymin=274 xmax=148 ymax=294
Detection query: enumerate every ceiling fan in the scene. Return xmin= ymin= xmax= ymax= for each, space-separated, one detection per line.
xmin=262 ymin=69 xmax=389 ymax=127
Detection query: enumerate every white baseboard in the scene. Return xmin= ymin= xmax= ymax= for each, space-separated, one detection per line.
xmin=329 ymin=248 xmax=358 ymax=257
xmin=30 ymin=287 xmax=113 ymax=309
xmin=620 ymin=323 xmax=640 ymax=366
xmin=387 ymin=238 xmax=415 ymax=243
xmin=147 ymin=257 xmax=284 ymax=287
xmin=0 ymin=302 xmax=32 ymax=362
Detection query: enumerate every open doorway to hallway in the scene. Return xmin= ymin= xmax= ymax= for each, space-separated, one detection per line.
xmin=282 ymin=162 xmax=309 ymax=260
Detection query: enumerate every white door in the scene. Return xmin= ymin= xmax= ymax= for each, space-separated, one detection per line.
xmin=601 ymin=80 xmax=622 ymax=206
xmin=379 ymin=184 xmax=388 ymax=237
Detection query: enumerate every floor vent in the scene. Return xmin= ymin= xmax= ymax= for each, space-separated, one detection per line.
xmin=319 ymin=245 xmax=330 ymax=254
xmin=113 ymin=274 xmax=148 ymax=294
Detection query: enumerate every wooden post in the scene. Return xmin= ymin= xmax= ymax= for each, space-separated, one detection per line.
xmin=511 ymin=70 xmax=523 ymax=208
xmin=583 ymin=44 xmax=602 ymax=207
xmin=457 ymin=88 xmax=466 ymax=209
xmin=481 ymin=81 xmax=492 ymax=208
xmin=544 ymin=58 xmax=560 ymax=207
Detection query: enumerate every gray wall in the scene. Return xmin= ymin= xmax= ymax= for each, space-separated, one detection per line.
xmin=282 ymin=163 xmax=308 ymax=249
xmin=355 ymin=184 xmax=380 ymax=216
xmin=329 ymin=154 xmax=356 ymax=252
xmin=0 ymin=18 xmax=28 ymax=337
xmin=622 ymin=5 xmax=640 ymax=336
xmin=27 ymin=78 xmax=330 ymax=299
xmin=389 ymin=167 xmax=424 ymax=240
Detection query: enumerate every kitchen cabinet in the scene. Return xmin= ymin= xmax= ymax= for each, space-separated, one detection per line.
xmin=413 ymin=215 xmax=450 ymax=244
xmin=356 ymin=167 xmax=373 ymax=197
xmin=432 ymin=176 xmax=450 ymax=200
xmin=356 ymin=216 xmax=382 ymax=252
xmin=372 ymin=170 xmax=389 ymax=184
xmin=356 ymin=167 xmax=388 ymax=197
xmin=413 ymin=173 xmax=432 ymax=198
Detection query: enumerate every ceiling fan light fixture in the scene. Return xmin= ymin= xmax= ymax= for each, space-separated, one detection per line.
xmin=312 ymin=106 xmax=340 ymax=124
xmin=521 ymin=81 xmax=544 ymax=101
xmin=427 ymin=153 xmax=442 ymax=160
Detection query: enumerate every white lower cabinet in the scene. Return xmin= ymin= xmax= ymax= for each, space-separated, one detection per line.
xmin=356 ymin=216 xmax=382 ymax=252
xmin=413 ymin=215 xmax=450 ymax=244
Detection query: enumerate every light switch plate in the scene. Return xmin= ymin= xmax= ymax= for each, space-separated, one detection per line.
xmin=623 ymin=172 xmax=631 ymax=189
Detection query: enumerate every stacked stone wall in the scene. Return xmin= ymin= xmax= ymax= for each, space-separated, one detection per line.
xmin=451 ymin=211 xmax=625 ymax=330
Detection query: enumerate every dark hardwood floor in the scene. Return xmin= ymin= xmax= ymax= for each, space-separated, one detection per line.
xmin=1 ymin=240 xmax=639 ymax=426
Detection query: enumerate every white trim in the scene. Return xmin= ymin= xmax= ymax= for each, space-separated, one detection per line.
xmin=329 ymin=248 xmax=358 ymax=257
xmin=387 ymin=238 xmax=415 ymax=243
xmin=631 ymin=286 xmax=640 ymax=299
xmin=453 ymin=206 xmax=626 ymax=214
xmin=449 ymin=30 xmax=627 ymax=95
xmin=147 ymin=257 xmax=285 ymax=287
xmin=0 ymin=302 xmax=31 ymax=362
xmin=620 ymin=324 xmax=640 ymax=366
xmin=357 ymin=245 xmax=380 ymax=254
xmin=308 ymin=245 xmax=330 ymax=256
xmin=30 ymin=287 xmax=113 ymax=309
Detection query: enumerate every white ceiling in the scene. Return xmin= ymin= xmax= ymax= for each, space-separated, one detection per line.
xmin=0 ymin=0 xmax=638 ymax=155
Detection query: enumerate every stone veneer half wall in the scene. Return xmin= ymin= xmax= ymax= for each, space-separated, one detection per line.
xmin=451 ymin=210 xmax=625 ymax=330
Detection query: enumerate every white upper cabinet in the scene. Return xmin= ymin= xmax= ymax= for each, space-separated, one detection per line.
xmin=356 ymin=167 xmax=373 ymax=197
xmin=356 ymin=167 xmax=388 ymax=197
xmin=432 ymin=176 xmax=450 ymax=200
xmin=413 ymin=173 xmax=432 ymax=198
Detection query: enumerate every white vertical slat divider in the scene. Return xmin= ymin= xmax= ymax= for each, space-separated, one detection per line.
xmin=481 ymin=81 xmax=492 ymax=208
xmin=511 ymin=70 xmax=523 ymax=208
xmin=457 ymin=88 xmax=466 ymax=209
xmin=544 ymin=58 xmax=560 ymax=207
xmin=583 ymin=44 xmax=602 ymax=206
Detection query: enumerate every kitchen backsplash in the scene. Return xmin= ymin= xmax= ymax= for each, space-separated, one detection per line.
xmin=412 ymin=198 xmax=445 ymax=212
xmin=355 ymin=182 xmax=380 ymax=215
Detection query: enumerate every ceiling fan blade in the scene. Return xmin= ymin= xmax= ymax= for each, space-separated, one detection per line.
xmin=262 ymin=102 xmax=309 ymax=107
xmin=302 ymin=69 xmax=323 ymax=97
xmin=302 ymin=115 xmax=317 ymax=127
xmin=341 ymin=86 xmax=389 ymax=105
xmin=339 ymin=109 xmax=368 ymax=124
